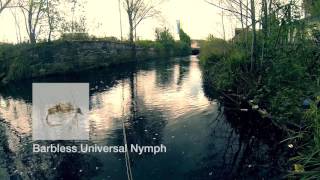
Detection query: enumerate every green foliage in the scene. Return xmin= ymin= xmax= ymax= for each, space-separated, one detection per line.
xmin=179 ymin=28 xmax=191 ymax=46
xmin=153 ymin=27 xmax=191 ymax=57
xmin=155 ymin=27 xmax=175 ymax=55
xmin=90 ymin=36 xmax=119 ymax=42
xmin=60 ymin=33 xmax=90 ymax=41
xmin=304 ymin=0 xmax=320 ymax=17
xmin=174 ymin=41 xmax=191 ymax=56
xmin=289 ymin=101 xmax=320 ymax=179
xmin=135 ymin=40 xmax=158 ymax=50
xmin=59 ymin=34 xmax=121 ymax=42
xmin=0 ymin=41 xmax=131 ymax=83
xmin=200 ymin=35 xmax=252 ymax=91
xmin=200 ymin=1 xmax=320 ymax=178
xmin=0 ymin=35 xmax=191 ymax=84
xmin=200 ymin=35 xmax=231 ymax=64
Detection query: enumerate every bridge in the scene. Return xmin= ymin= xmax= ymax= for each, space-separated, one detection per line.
xmin=191 ymin=40 xmax=201 ymax=55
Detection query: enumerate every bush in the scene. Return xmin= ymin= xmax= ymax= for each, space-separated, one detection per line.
xmin=200 ymin=35 xmax=231 ymax=64
xmin=200 ymin=19 xmax=320 ymax=180
xmin=179 ymin=28 xmax=191 ymax=46
xmin=174 ymin=41 xmax=191 ymax=56
xmin=135 ymin=40 xmax=157 ymax=49
xmin=60 ymin=33 xmax=90 ymax=41
xmin=133 ymin=27 xmax=193 ymax=57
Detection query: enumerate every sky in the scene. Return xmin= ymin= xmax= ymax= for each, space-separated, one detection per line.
xmin=0 ymin=0 xmax=238 ymax=43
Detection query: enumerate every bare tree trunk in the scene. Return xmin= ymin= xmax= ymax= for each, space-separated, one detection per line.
xmin=220 ymin=0 xmax=226 ymax=57
xmin=288 ymin=3 xmax=293 ymax=43
xmin=71 ymin=0 xmax=76 ymax=33
xmin=27 ymin=2 xmax=36 ymax=44
xmin=250 ymin=0 xmax=257 ymax=72
xmin=260 ymin=0 xmax=268 ymax=69
xmin=240 ymin=1 xmax=244 ymax=32
xmin=48 ymin=28 xmax=52 ymax=42
xmin=128 ymin=14 xmax=136 ymax=58
xmin=135 ymin=27 xmax=137 ymax=41
xmin=129 ymin=15 xmax=134 ymax=43
xmin=246 ymin=0 xmax=249 ymax=50
xmin=268 ymin=0 xmax=272 ymax=35
xmin=118 ymin=0 xmax=123 ymax=41
xmin=262 ymin=0 xmax=268 ymax=35
xmin=220 ymin=1 xmax=226 ymax=41
xmin=10 ymin=9 xmax=22 ymax=43
xmin=0 ymin=0 xmax=12 ymax=14
xmin=47 ymin=0 xmax=52 ymax=42
xmin=123 ymin=0 xmax=161 ymax=58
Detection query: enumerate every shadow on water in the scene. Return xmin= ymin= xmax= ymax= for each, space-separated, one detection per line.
xmin=0 ymin=56 xmax=288 ymax=179
xmin=190 ymin=75 xmax=289 ymax=180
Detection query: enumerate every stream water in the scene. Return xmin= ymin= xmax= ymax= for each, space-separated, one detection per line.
xmin=0 ymin=56 xmax=286 ymax=179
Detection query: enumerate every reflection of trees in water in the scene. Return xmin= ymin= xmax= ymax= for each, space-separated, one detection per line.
xmin=177 ymin=59 xmax=191 ymax=88
xmin=187 ymin=105 xmax=287 ymax=179
xmin=53 ymin=148 xmax=102 ymax=180
xmin=155 ymin=61 xmax=175 ymax=86
xmin=1 ymin=120 xmax=102 ymax=179
xmin=109 ymin=69 xmax=168 ymax=175
xmin=27 ymin=142 xmax=103 ymax=180
xmin=201 ymin=73 xmax=220 ymax=102
xmin=0 ymin=123 xmax=15 ymax=178
xmin=155 ymin=59 xmax=191 ymax=88
xmin=0 ymin=62 xmax=147 ymax=179
xmin=0 ymin=122 xmax=47 ymax=179
xmin=114 ymin=72 xmax=167 ymax=143
xmin=1 ymin=58 xmax=198 ymax=179
xmin=0 ymin=62 xmax=140 ymax=102
xmin=198 ymin=74 xmax=289 ymax=179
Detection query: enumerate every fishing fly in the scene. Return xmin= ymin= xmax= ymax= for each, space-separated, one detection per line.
xmin=44 ymin=102 xmax=83 ymax=127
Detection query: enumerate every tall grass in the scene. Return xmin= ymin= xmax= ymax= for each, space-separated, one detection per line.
xmin=289 ymin=100 xmax=320 ymax=179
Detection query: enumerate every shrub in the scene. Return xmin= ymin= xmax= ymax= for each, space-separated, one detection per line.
xmin=200 ymin=35 xmax=231 ymax=64
xmin=60 ymin=33 xmax=90 ymax=41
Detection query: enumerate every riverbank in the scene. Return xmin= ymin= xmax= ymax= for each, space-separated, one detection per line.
xmin=200 ymin=35 xmax=320 ymax=178
xmin=0 ymin=39 xmax=191 ymax=85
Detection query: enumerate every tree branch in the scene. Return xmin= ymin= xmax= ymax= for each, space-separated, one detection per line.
xmin=205 ymin=0 xmax=251 ymax=19
xmin=0 ymin=0 xmax=12 ymax=14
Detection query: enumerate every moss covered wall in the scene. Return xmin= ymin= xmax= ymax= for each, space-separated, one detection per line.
xmin=0 ymin=41 xmax=157 ymax=84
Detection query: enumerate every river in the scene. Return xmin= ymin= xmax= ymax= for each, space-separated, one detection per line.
xmin=0 ymin=56 xmax=286 ymax=179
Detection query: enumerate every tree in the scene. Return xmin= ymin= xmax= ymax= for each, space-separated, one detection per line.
xmin=179 ymin=28 xmax=191 ymax=46
xmin=45 ymin=0 xmax=61 ymax=41
xmin=19 ymin=0 xmax=46 ymax=43
xmin=0 ymin=0 xmax=12 ymax=14
xmin=177 ymin=28 xmax=191 ymax=55
xmin=303 ymin=0 xmax=320 ymax=17
xmin=60 ymin=16 xmax=87 ymax=34
xmin=155 ymin=27 xmax=175 ymax=55
xmin=205 ymin=0 xmax=260 ymax=71
xmin=10 ymin=8 xmax=22 ymax=43
xmin=250 ymin=0 xmax=257 ymax=71
xmin=60 ymin=0 xmax=87 ymax=35
xmin=122 ymin=0 xmax=162 ymax=44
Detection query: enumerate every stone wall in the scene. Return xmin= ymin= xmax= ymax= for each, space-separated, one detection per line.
xmin=0 ymin=41 xmax=157 ymax=84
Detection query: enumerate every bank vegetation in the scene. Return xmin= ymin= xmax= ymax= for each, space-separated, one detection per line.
xmin=201 ymin=0 xmax=320 ymax=178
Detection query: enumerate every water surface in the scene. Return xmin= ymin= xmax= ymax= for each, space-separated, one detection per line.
xmin=0 ymin=56 xmax=285 ymax=179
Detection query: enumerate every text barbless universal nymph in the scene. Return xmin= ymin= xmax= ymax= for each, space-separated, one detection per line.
xmin=33 ymin=144 xmax=167 ymax=155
